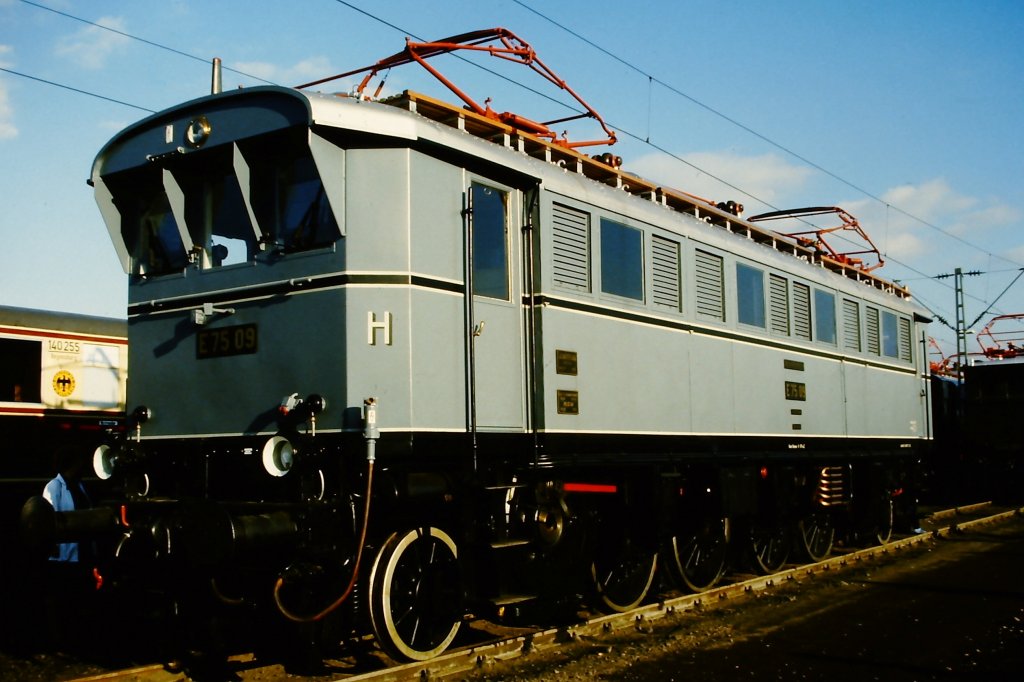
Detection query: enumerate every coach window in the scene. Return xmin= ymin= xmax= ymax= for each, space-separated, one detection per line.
xmin=600 ymin=218 xmax=643 ymax=301
xmin=881 ymin=310 xmax=899 ymax=357
xmin=470 ymin=182 xmax=509 ymax=300
xmin=814 ymin=289 xmax=837 ymax=344
xmin=0 ymin=338 xmax=41 ymax=403
xmin=736 ymin=263 xmax=766 ymax=328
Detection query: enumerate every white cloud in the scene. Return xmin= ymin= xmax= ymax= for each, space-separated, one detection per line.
xmin=55 ymin=16 xmax=130 ymax=70
xmin=627 ymin=150 xmax=814 ymax=210
xmin=0 ymin=45 xmax=16 ymax=139
xmin=1006 ymin=243 xmax=1024 ymax=265
xmin=233 ymin=56 xmax=335 ymax=87
xmin=843 ymin=178 xmax=1020 ymax=265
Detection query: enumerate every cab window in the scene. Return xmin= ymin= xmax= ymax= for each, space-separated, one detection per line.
xmin=470 ymin=183 xmax=509 ymax=300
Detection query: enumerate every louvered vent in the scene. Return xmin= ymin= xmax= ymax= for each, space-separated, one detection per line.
xmin=866 ymin=307 xmax=880 ymax=355
xmin=793 ymin=282 xmax=811 ymax=340
xmin=898 ymin=317 xmax=913 ymax=362
xmin=695 ymin=249 xmax=724 ymax=320
xmin=842 ymin=299 xmax=861 ymax=352
xmin=769 ymin=274 xmax=789 ymax=335
xmin=552 ymin=203 xmax=590 ymax=291
xmin=651 ymin=235 xmax=681 ymax=310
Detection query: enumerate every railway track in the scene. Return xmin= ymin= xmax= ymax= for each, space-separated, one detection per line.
xmin=65 ymin=502 xmax=1022 ymax=682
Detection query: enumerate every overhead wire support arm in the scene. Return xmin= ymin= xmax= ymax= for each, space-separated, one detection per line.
xmin=967 ymin=268 xmax=1024 ymax=330
xmin=296 ymin=27 xmax=617 ymax=150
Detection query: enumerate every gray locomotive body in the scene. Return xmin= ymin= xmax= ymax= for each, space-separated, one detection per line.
xmin=63 ymin=84 xmax=929 ymax=659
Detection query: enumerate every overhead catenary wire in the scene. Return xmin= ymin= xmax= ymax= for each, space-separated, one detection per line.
xmin=17 ymin=0 xmax=279 ymax=86
xmin=0 ymin=66 xmax=154 ymax=113
xmin=510 ymin=0 xmax=1023 ymax=271
xmin=11 ymin=0 xmax=1019 ymax=328
xmin=320 ymin=2 xmax=1020 ymax=324
xmin=20 ymin=0 xmax=1016 ymax=272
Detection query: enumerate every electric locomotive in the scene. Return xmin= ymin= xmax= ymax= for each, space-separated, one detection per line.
xmin=23 ymin=29 xmax=931 ymax=661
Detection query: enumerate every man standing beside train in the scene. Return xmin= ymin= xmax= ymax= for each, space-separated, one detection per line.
xmin=39 ymin=447 xmax=96 ymax=650
xmin=42 ymin=447 xmax=92 ymax=562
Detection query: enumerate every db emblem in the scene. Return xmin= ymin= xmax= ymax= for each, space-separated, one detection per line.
xmin=53 ymin=370 xmax=76 ymax=398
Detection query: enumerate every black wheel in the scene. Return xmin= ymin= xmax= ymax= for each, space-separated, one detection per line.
xmin=747 ymin=520 xmax=791 ymax=574
xmin=796 ymin=511 xmax=835 ymax=562
xmin=590 ymin=537 xmax=658 ymax=613
xmin=368 ymin=527 xmax=462 ymax=661
xmin=667 ymin=518 xmax=728 ymax=592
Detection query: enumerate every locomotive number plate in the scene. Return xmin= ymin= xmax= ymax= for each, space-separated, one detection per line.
xmin=784 ymin=381 xmax=806 ymax=401
xmin=556 ymin=390 xmax=579 ymax=415
xmin=196 ymin=324 xmax=258 ymax=359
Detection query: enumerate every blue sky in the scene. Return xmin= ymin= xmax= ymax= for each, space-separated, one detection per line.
xmin=2 ymin=0 xmax=1022 ymax=357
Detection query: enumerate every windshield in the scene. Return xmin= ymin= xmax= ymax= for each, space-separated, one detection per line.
xmin=104 ymin=127 xmax=340 ymax=276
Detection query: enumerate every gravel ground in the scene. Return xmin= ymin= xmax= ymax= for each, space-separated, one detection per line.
xmin=457 ymin=515 xmax=1024 ymax=681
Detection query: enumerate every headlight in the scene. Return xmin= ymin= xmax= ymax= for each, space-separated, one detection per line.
xmin=93 ymin=444 xmax=116 ymax=480
xmin=261 ymin=435 xmax=295 ymax=477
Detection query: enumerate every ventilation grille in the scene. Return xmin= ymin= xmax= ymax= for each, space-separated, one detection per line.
xmin=898 ymin=317 xmax=913 ymax=362
xmin=842 ymin=299 xmax=861 ymax=352
xmin=769 ymin=274 xmax=789 ymax=335
xmin=866 ymin=307 xmax=880 ymax=355
xmin=552 ymin=203 xmax=590 ymax=291
xmin=695 ymin=249 xmax=724 ymax=320
xmin=793 ymin=282 xmax=811 ymax=340
xmin=651 ymin=235 xmax=681 ymax=310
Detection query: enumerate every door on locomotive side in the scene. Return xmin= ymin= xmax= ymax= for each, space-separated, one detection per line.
xmin=464 ymin=181 xmax=526 ymax=431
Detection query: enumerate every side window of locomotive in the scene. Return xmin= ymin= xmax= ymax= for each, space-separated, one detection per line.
xmin=736 ymin=263 xmax=766 ymax=328
xmin=814 ymin=289 xmax=837 ymax=345
xmin=106 ymin=169 xmax=189 ymax=276
xmin=244 ymin=133 xmax=340 ymax=253
xmin=600 ymin=219 xmax=643 ymax=301
xmin=881 ymin=310 xmax=899 ymax=357
xmin=0 ymin=338 xmax=41 ymax=403
xmin=470 ymin=183 xmax=509 ymax=300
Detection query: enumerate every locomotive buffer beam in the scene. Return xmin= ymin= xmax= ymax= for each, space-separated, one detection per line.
xmin=20 ymin=495 xmax=121 ymax=554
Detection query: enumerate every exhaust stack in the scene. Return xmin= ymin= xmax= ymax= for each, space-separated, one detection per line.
xmin=211 ymin=57 xmax=222 ymax=94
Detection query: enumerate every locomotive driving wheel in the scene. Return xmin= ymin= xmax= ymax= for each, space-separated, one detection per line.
xmin=368 ymin=527 xmax=462 ymax=661
xmin=746 ymin=519 xmax=791 ymax=574
xmin=667 ymin=517 xmax=728 ymax=592
xmin=590 ymin=534 xmax=658 ymax=613
xmin=796 ymin=510 xmax=835 ymax=562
